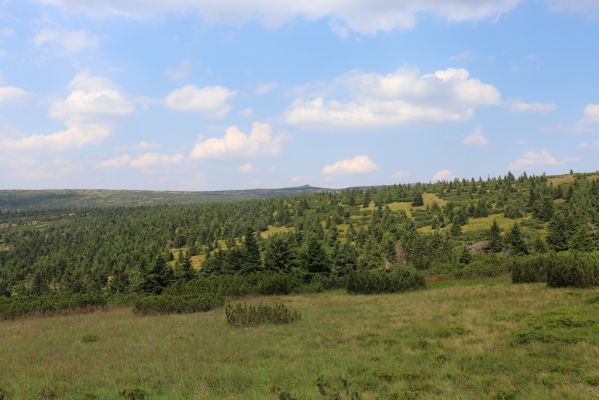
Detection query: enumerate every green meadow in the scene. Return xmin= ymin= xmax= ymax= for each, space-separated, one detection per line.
xmin=2 ymin=277 xmax=599 ymax=399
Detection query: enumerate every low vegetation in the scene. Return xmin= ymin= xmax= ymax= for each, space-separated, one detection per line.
xmin=0 ymin=293 xmax=106 ymax=320
xmin=225 ymin=302 xmax=301 ymax=327
xmin=1 ymin=278 xmax=598 ymax=398
xmin=512 ymin=251 xmax=599 ymax=288
xmin=346 ymin=268 xmax=425 ymax=294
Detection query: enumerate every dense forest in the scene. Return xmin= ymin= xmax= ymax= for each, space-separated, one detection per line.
xmin=1 ymin=171 xmax=598 ymax=300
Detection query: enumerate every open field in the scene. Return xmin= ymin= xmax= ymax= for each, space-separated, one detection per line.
xmin=1 ymin=278 xmax=598 ymax=399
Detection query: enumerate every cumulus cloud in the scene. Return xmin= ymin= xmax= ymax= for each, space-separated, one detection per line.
xmin=190 ymin=122 xmax=285 ymax=160
xmin=463 ymin=127 xmax=488 ymax=146
xmin=432 ymin=169 xmax=453 ymax=182
xmin=97 ymin=152 xmax=183 ymax=169
xmin=321 ymin=155 xmax=376 ymax=176
xmin=284 ymin=67 xmax=501 ymax=128
xmin=33 ymin=29 xmax=99 ymax=54
xmin=1 ymin=72 xmax=132 ymax=151
xmin=50 ymin=72 xmax=134 ymax=122
xmin=38 ymin=0 xmax=522 ymax=34
xmin=510 ymin=149 xmax=565 ymax=170
xmin=165 ymin=85 xmax=235 ymax=118
xmin=0 ymin=85 xmax=28 ymax=104
xmin=0 ymin=123 xmax=110 ymax=151
xmin=583 ymin=104 xmax=599 ymax=122
xmin=509 ymin=99 xmax=558 ymax=113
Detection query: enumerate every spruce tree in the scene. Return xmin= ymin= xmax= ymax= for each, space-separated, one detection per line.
xmin=242 ymin=228 xmax=262 ymax=274
xmin=506 ymin=224 xmax=528 ymax=255
xmin=488 ymin=220 xmax=503 ymax=253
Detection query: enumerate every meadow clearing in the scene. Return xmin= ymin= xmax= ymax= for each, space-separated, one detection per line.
xmin=1 ymin=277 xmax=598 ymax=399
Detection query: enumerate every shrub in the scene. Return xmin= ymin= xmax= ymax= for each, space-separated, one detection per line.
xmin=133 ymin=293 xmax=223 ymax=315
xmin=511 ymin=255 xmax=551 ymax=283
xmin=511 ymin=251 xmax=599 ymax=288
xmin=546 ymin=252 xmax=599 ymax=288
xmin=0 ymin=293 xmax=106 ymax=320
xmin=225 ymin=302 xmax=301 ymax=327
xmin=346 ymin=268 xmax=425 ymax=295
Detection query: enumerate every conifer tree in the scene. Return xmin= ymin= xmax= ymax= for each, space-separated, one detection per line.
xmin=488 ymin=220 xmax=503 ymax=253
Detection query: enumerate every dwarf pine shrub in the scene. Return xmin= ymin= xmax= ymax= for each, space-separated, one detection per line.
xmin=133 ymin=293 xmax=223 ymax=315
xmin=0 ymin=293 xmax=106 ymax=320
xmin=512 ymin=251 xmax=599 ymax=288
xmin=225 ymin=302 xmax=301 ymax=327
xmin=346 ymin=268 xmax=425 ymax=295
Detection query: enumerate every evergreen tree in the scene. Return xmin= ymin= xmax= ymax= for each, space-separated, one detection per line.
xmin=459 ymin=246 xmax=472 ymax=264
xmin=450 ymin=222 xmax=462 ymax=237
xmin=303 ymin=235 xmax=330 ymax=275
xmin=506 ymin=224 xmax=528 ymax=255
xmin=412 ymin=192 xmax=424 ymax=207
xmin=263 ymin=235 xmax=293 ymax=273
xmin=569 ymin=223 xmax=598 ymax=251
xmin=242 ymin=228 xmax=262 ymax=274
xmin=143 ymin=254 xmax=174 ymax=294
xmin=547 ymin=212 xmax=575 ymax=251
xmin=488 ymin=220 xmax=503 ymax=253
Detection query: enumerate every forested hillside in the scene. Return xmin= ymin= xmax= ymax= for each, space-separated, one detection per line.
xmin=1 ymin=171 xmax=598 ymax=298
xmin=0 ymin=185 xmax=328 ymax=211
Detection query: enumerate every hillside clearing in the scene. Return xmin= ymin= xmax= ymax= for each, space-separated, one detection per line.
xmin=1 ymin=278 xmax=598 ymax=399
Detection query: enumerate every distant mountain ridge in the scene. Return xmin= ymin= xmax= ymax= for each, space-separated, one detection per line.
xmin=0 ymin=185 xmax=331 ymax=211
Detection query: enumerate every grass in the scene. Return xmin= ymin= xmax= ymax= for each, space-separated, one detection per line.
xmin=418 ymin=213 xmax=528 ymax=234
xmin=260 ymin=225 xmax=295 ymax=238
xmin=2 ymin=279 xmax=598 ymax=399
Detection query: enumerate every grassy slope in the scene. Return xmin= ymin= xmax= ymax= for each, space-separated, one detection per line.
xmin=1 ymin=279 xmax=599 ymax=399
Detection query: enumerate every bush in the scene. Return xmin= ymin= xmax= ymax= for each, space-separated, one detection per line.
xmin=511 ymin=255 xmax=551 ymax=283
xmin=133 ymin=293 xmax=223 ymax=315
xmin=511 ymin=251 xmax=599 ymax=288
xmin=0 ymin=293 xmax=106 ymax=320
xmin=546 ymin=252 xmax=599 ymax=288
xmin=347 ymin=268 xmax=425 ymax=295
xmin=225 ymin=302 xmax=301 ymax=327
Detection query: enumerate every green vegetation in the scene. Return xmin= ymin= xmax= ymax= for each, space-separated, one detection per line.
xmin=0 ymin=279 xmax=598 ymax=398
xmin=225 ymin=302 xmax=301 ymax=327
xmin=346 ymin=268 xmax=425 ymax=294
xmin=1 ymin=171 xmax=599 ymax=396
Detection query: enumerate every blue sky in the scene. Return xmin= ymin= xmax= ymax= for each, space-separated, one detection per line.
xmin=0 ymin=0 xmax=598 ymax=190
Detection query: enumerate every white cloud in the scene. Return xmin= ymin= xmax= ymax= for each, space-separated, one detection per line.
xmin=284 ymin=67 xmax=501 ymax=128
xmin=97 ymin=152 xmax=183 ymax=169
xmin=165 ymin=59 xmax=193 ymax=81
xmin=238 ymin=162 xmax=256 ymax=173
xmin=130 ymin=152 xmax=183 ymax=168
xmin=0 ymin=123 xmax=110 ymax=151
xmin=190 ymin=122 xmax=285 ymax=160
xmin=2 ymin=72 xmax=132 ymax=151
xmin=548 ymin=0 xmax=599 ymax=16
xmin=0 ymin=85 xmax=28 ymax=104
xmin=432 ymin=169 xmax=453 ymax=182
xmin=510 ymin=149 xmax=565 ymax=170
xmin=165 ymin=85 xmax=235 ymax=118
xmin=463 ymin=127 xmax=488 ymax=146
xmin=33 ymin=29 xmax=99 ymax=54
xmin=39 ymin=0 xmax=522 ymax=34
xmin=583 ymin=104 xmax=599 ymax=122
xmin=96 ymin=154 xmax=132 ymax=168
xmin=256 ymin=81 xmax=277 ymax=95
xmin=322 ymin=155 xmax=376 ymax=176
xmin=509 ymin=99 xmax=558 ymax=113
xmin=50 ymin=71 xmax=134 ymax=122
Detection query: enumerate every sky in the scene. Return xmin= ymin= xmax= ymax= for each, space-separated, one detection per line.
xmin=0 ymin=0 xmax=599 ymax=191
